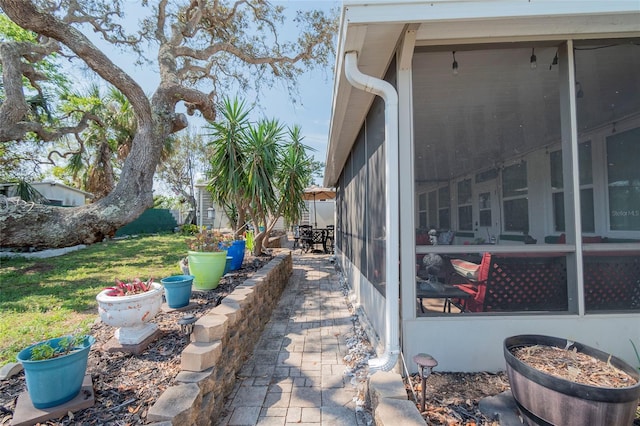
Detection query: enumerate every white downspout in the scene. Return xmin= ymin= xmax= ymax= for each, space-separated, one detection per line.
xmin=344 ymin=51 xmax=400 ymax=372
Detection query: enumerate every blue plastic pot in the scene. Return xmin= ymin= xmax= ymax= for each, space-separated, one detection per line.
xmin=17 ymin=335 xmax=95 ymax=409
xmin=227 ymin=240 xmax=246 ymax=271
xmin=223 ymin=256 xmax=233 ymax=274
xmin=161 ymin=275 xmax=194 ymax=308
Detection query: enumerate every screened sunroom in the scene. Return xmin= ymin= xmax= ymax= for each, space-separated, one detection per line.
xmin=325 ymin=1 xmax=640 ymax=372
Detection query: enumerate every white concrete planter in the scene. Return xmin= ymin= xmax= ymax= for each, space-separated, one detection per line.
xmin=96 ymin=282 xmax=163 ymax=345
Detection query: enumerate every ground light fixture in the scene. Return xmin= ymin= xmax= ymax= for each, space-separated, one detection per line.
xmin=413 ymin=353 xmax=438 ymax=413
xmin=178 ymin=313 xmax=197 ymax=336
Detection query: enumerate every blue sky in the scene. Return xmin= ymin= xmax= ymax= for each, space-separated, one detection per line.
xmin=101 ymin=1 xmax=340 ymax=184
xmin=54 ymin=1 xmax=339 ymax=192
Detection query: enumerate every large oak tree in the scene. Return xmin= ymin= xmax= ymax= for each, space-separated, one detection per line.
xmin=0 ymin=0 xmax=335 ymax=248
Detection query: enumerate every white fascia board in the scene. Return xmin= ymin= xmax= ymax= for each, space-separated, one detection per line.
xmin=344 ymin=1 xmax=640 ymax=25
xmin=415 ymin=14 xmax=640 ymax=45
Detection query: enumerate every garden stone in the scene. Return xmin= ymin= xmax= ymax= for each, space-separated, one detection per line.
xmin=0 ymin=362 xmax=23 ymax=380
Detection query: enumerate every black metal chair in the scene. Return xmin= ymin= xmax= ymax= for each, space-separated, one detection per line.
xmin=298 ymin=225 xmax=313 ymax=253
xmin=325 ymin=225 xmax=334 ymax=253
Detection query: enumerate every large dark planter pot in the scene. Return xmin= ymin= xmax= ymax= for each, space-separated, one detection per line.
xmin=161 ymin=275 xmax=194 ymax=308
xmin=17 ymin=335 xmax=95 ymax=409
xmin=504 ymin=334 xmax=640 ymax=426
xmin=227 ymin=240 xmax=246 ymax=271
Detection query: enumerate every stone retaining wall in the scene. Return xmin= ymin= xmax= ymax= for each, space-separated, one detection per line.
xmin=264 ymin=234 xmax=288 ymax=248
xmin=147 ymin=252 xmax=293 ymax=425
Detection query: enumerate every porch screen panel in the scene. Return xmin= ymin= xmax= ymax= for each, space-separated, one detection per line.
xmin=336 ymin=175 xmax=343 ymax=253
xmin=549 ymin=142 xmax=595 ymax=234
xmin=607 ymin=128 xmax=640 ymax=232
xmin=366 ymin=93 xmax=387 ymax=294
xmin=412 ymin=45 xmax=572 ymax=315
xmin=575 ymin=39 xmax=640 ymax=312
xmin=352 ymin=127 xmax=367 ymax=276
xmin=342 ymin=148 xmax=355 ymax=261
xmin=413 ymin=46 xmax=562 ymax=247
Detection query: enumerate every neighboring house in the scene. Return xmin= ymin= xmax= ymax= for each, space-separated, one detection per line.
xmin=194 ymin=183 xmax=232 ymax=230
xmin=303 ymin=200 xmax=336 ymax=229
xmin=0 ymin=181 xmax=92 ymax=206
xmin=324 ymin=1 xmax=640 ymax=373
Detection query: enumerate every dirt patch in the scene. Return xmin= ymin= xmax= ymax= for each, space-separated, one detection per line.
xmin=407 ymin=371 xmax=510 ymax=425
xmin=21 ymin=263 xmax=55 ymax=274
xmin=0 ymin=253 xmax=273 ymax=425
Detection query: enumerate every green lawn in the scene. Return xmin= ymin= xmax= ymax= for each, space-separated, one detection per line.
xmin=0 ymin=233 xmax=187 ymax=366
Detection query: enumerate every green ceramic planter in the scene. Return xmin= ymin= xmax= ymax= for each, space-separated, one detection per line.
xmin=187 ymin=250 xmax=228 ymax=290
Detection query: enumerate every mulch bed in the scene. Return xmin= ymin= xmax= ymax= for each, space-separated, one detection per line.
xmin=511 ymin=345 xmax=638 ymax=388
xmin=0 ymin=254 xmax=272 ymax=425
xmin=406 ymin=371 xmax=510 ymax=426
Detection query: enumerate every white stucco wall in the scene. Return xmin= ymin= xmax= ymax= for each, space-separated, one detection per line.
xmin=403 ymin=314 xmax=640 ymax=373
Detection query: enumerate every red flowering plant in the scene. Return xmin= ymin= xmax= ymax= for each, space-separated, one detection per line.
xmin=103 ymin=278 xmax=154 ymax=297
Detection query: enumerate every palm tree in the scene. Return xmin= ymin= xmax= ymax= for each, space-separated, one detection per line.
xmin=277 ymin=125 xmax=313 ymax=228
xmin=206 ymin=97 xmax=252 ymax=237
xmin=58 ymin=85 xmax=137 ymax=200
xmin=205 ymin=96 xmax=315 ymax=255
xmin=243 ymin=118 xmax=285 ymax=253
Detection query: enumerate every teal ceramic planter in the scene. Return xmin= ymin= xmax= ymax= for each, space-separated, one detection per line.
xmin=223 ymin=256 xmax=233 ymax=275
xmin=161 ymin=275 xmax=194 ymax=308
xmin=187 ymin=250 xmax=228 ymax=290
xmin=17 ymin=335 xmax=95 ymax=409
xmin=227 ymin=240 xmax=246 ymax=271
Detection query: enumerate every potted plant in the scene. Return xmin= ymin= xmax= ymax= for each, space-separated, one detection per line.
xmin=96 ymin=278 xmax=164 ymax=345
xmin=160 ymin=274 xmax=195 ymax=309
xmin=186 ymin=228 xmax=230 ymax=290
xmin=226 ymin=237 xmax=247 ymax=271
xmin=504 ymin=334 xmax=640 ymax=426
xmin=17 ymin=334 xmax=95 ymax=409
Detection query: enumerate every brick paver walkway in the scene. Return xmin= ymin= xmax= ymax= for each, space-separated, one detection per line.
xmin=219 ymin=253 xmax=364 ymax=425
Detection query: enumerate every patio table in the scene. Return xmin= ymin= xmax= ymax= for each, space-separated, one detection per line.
xmin=416 ymin=280 xmax=471 ymax=313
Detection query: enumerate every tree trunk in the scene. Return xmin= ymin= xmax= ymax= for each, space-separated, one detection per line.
xmin=252 ymin=230 xmax=268 ymax=256
xmin=0 ymin=120 xmax=165 ymax=249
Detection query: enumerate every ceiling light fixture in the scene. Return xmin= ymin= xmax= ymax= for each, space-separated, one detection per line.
xmin=452 ymin=51 xmax=459 ymax=76
xmin=549 ymin=52 xmax=558 ymax=70
xmin=530 ymin=48 xmax=537 ymax=70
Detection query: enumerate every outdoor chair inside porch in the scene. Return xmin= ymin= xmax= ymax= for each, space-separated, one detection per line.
xmin=451 ymin=254 xmax=569 ymax=312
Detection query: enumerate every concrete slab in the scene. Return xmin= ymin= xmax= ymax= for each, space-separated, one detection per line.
xmin=11 ymin=375 xmax=94 ymax=426
xmin=478 ymin=390 xmax=524 ymax=426
xmin=100 ymin=328 xmax=163 ymax=355
xmin=161 ymin=301 xmax=199 ymax=313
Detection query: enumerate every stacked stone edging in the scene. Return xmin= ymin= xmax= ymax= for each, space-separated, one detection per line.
xmin=147 ymin=251 xmax=293 ymax=425
xmin=368 ymin=371 xmax=426 ymax=425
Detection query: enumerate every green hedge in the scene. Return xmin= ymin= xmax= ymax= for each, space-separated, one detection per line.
xmin=115 ymin=209 xmax=178 ymax=236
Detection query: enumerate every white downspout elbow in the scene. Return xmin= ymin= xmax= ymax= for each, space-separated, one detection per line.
xmin=344 ymin=51 xmax=400 ymax=372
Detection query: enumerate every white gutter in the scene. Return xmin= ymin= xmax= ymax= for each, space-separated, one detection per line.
xmin=344 ymin=51 xmax=400 ymax=372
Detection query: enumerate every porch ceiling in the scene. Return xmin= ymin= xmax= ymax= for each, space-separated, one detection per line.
xmin=324 ymin=1 xmax=640 ymax=187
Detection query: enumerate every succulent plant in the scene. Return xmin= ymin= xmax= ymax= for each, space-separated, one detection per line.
xmin=103 ymin=278 xmax=154 ymax=297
